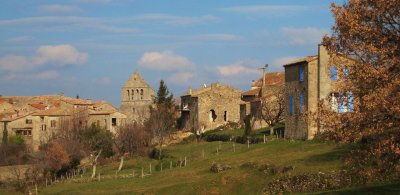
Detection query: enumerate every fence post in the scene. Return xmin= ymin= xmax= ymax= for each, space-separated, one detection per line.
xmin=149 ymin=163 xmax=152 ymax=174
xmin=141 ymin=168 xmax=144 ymax=178
xmin=184 ymin=156 xmax=187 ymax=167
xmin=170 ymin=161 xmax=172 ymax=169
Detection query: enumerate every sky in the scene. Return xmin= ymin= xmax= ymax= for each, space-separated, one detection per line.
xmin=0 ymin=0 xmax=345 ymax=107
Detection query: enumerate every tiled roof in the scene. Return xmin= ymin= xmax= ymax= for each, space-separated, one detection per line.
xmin=62 ymin=98 xmax=93 ymax=105
xmin=29 ymin=103 xmax=47 ymax=110
xmin=0 ymin=112 xmax=34 ymax=122
xmin=88 ymin=110 xmax=115 ymax=115
xmin=242 ymin=88 xmax=260 ymax=96
xmin=182 ymin=83 xmax=241 ymax=97
xmin=253 ymin=72 xmax=285 ymax=88
xmin=283 ymin=55 xmax=318 ymax=67
xmin=32 ymin=108 xmax=71 ymax=116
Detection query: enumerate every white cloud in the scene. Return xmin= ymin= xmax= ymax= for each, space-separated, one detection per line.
xmin=4 ymin=70 xmax=59 ymax=81
xmin=33 ymin=44 xmax=88 ymax=66
xmin=168 ymin=72 xmax=194 ymax=85
xmin=271 ymin=56 xmax=299 ymax=71
xmin=185 ymin=34 xmax=244 ymax=42
xmin=281 ymin=27 xmax=328 ymax=46
xmin=39 ymin=5 xmax=81 ymax=14
xmin=33 ymin=70 xmax=60 ymax=80
xmin=7 ymin=36 xmax=33 ymax=43
xmin=96 ymin=77 xmax=113 ymax=85
xmin=131 ymin=14 xmax=221 ymax=25
xmin=220 ymin=5 xmax=308 ymax=14
xmin=0 ymin=55 xmax=33 ymax=71
xmin=0 ymin=16 xmax=135 ymax=33
xmin=0 ymin=44 xmax=88 ymax=72
xmin=138 ymin=51 xmax=195 ymax=71
xmin=217 ymin=60 xmax=260 ymax=76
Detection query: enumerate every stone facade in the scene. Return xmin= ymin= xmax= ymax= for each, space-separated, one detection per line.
xmin=241 ymin=72 xmax=285 ymax=129
xmin=180 ymin=83 xmax=242 ymax=131
xmin=284 ymin=45 xmax=353 ymax=140
xmin=0 ymin=95 xmax=126 ymax=151
xmin=120 ymin=71 xmax=154 ymax=123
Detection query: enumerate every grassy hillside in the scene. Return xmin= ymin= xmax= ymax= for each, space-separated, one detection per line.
xmin=1 ymin=128 xmax=398 ymax=194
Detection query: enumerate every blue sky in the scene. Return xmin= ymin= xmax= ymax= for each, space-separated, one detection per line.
xmin=0 ymin=0 xmax=343 ymax=106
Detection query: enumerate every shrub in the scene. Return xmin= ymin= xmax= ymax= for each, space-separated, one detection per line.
xmin=234 ymin=136 xmax=263 ymax=144
xmin=210 ymin=162 xmax=232 ymax=173
xmin=202 ymin=134 xmax=231 ymax=142
xmin=149 ymin=148 xmax=171 ymax=160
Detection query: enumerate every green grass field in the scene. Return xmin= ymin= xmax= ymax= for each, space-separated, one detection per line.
xmin=1 ymin=128 xmax=399 ymax=195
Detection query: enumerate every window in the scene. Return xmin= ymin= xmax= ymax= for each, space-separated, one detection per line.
xmin=299 ymin=93 xmax=304 ymax=113
xmin=330 ymin=66 xmax=338 ymax=80
xmin=348 ymin=92 xmax=354 ymax=112
xmin=127 ymin=90 xmax=130 ymax=100
xmin=112 ymin=118 xmax=117 ymax=126
xmin=41 ymin=124 xmax=47 ymax=131
xmin=131 ymin=89 xmax=134 ymax=100
xmin=299 ymin=66 xmax=304 ymax=82
xmin=40 ymin=116 xmax=44 ymax=123
xmin=136 ymin=89 xmax=139 ymax=99
xmin=15 ymin=128 xmax=32 ymax=136
xmin=209 ymin=109 xmax=217 ymax=122
xmin=50 ymin=120 xmax=57 ymax=127
xmin=289 ymin=95 xmax=293 ymax=115
xmin=224 ymin=111 xmax=228 ymax=122
xmin=343 ymin=66 xmax=349 ymax=79
xmin=25 ymin=119 xmax=32 ymax=124
xmin=338 ymin=92 xmax=346 ymax=113
xmin=140 ymin=89 xmax=144 ymax=100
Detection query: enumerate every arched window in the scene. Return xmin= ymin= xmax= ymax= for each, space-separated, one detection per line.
xmin=140 ymin=89 xmax=144 ymax=100
xmin=209 ymin=109 xmax=217 ymax=122
xmin=127 ymin=90 xmax=130 ymax=100
xmin=136 ymin=89 xmax=139 ymax=100
xmin=131 ymin=89 xmax=134 ymax=100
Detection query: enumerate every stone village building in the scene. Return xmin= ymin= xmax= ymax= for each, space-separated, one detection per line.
xmin=180 ymin=83 xmax=243 ymax=131
xmin=284 ymin=45 xmax=354 ymax=140
xmin=0 ymin=95 xmax=126 ymax=151
xmin=120 ymin=71 xmax=154 ymax=123
xmin=241 ymin=72 xmax=285 ymax=129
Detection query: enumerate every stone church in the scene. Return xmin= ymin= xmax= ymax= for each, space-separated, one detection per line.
xmin=120 ymin=71 xmax=154 ymax=123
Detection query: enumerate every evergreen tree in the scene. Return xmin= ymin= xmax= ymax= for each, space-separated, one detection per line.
xmin=154 ymin=80 xmax=174 ymax=108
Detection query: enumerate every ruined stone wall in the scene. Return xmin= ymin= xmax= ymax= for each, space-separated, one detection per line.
xmin=196 ymin=84 xmax=242 ymax=130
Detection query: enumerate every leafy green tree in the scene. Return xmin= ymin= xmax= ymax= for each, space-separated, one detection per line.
xmin=83 ymin=123 xmax=114 ymax=157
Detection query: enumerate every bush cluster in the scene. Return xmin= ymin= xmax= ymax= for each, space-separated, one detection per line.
xmin=264 ymin=170 xmax=364 ymax=194
xmin=210 ymin=162 xmax=232 ymax=173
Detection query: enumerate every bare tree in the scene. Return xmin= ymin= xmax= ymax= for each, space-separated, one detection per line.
xmin=261 ymin=87 xmax=285 ymax=135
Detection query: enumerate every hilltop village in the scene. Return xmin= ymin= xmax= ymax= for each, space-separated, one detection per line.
xmin=0 ymin=45 xmax=354 ymax=151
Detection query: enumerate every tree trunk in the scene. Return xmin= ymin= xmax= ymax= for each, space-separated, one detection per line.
xmin=91 ymin=150 xmax=102 ymax=179
xmin=2 ymin=122 xmax=8 ymax=146
xmin=116 ymin=156 xmax=124 ymax=174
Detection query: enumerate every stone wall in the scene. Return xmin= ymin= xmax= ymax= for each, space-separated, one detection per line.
xmin=284 ymin=61 xmax=310 ymax=140
xmin=181 ymin=83 xmax=242 ymax=131
xmin=120 ymin=71 xmax=154 ymax=123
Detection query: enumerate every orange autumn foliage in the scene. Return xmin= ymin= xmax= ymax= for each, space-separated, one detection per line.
xmin=319 ymin=0 xmax=400 ymax=177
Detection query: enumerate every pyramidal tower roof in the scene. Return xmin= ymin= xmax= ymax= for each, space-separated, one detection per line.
xmin=123 ymin=71 xmax=152 ymax=88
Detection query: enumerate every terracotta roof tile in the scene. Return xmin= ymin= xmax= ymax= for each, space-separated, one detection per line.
xmin=283 ymin=55 xmax=318 ymax=67
xmin=242 ymin=88 xmax=260 ymax=96
xmin=253 ymin=72 xmax=285 ymax=88
xmin=29 ymin=103 xmax=47 ymax=110
xmin=32 ymin=108 xmax=71 ymax=116
xmin=62 ymin=98 xmax=93 ymax=105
